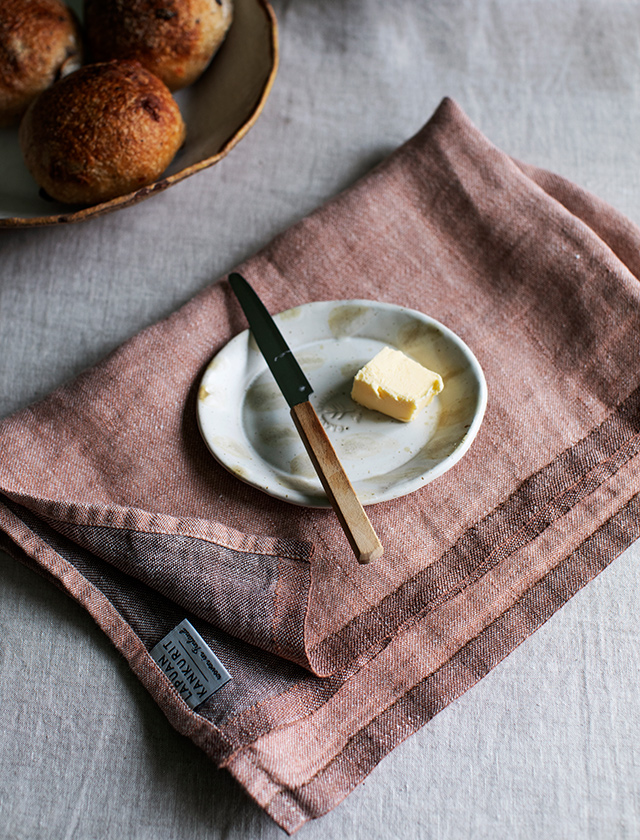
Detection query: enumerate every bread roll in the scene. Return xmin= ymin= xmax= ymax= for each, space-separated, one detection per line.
xmin=84 ymin=0 xmax=233 ymax=91
xmin=19 ymin=60 xmax=186 ymax=205
xmin=0 ymin=0 xmax=82 ymax=127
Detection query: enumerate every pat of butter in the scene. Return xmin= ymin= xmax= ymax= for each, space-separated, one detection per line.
xmin=351 ymin=346 xmax=443 ymax=422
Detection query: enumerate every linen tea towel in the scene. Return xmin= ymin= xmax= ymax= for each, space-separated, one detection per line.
xmin=1 ymin=98 xmax=640 ymax=833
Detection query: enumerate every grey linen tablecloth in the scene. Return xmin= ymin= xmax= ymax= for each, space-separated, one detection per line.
xmin=1 ymin=2 xmax=640 ymax=839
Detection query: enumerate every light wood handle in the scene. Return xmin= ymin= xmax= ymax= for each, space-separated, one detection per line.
xmin=290 ymin=401 xmax=383 ymax=564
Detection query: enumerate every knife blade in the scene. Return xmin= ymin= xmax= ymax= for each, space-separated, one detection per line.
xmin=228 ymin=272 xmax=383 ymax=564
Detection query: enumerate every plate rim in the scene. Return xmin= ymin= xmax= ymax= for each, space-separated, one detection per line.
xmin=196 ymin=298 xmax=488 ymax=508
xmin=0 ymin=0 xmax=278 ymax=229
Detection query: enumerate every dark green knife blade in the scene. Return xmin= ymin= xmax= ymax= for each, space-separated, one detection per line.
xmin=229 ymin=272 xmax=313 ymax=408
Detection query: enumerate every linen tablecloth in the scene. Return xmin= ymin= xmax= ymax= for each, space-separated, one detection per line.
xmin=2 ymin=97 xmax=640 ymax=833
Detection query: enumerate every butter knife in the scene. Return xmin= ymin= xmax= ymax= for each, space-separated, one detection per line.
xmin=229 ymin=272 xmax=383 ymax=564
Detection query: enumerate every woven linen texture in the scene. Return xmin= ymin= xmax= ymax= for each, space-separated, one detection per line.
xmin=2 ymin=99 xmax=640 ymax=833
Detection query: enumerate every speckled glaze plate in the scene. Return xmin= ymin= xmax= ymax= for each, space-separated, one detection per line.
xmin=197 ymin=300 xmax=487 ymax=507
xmin=0 ymin=0 xmax=277 ymax=227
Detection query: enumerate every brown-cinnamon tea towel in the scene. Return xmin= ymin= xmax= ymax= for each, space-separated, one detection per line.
xmin=2 ymin=98 xmax=640 ymax=833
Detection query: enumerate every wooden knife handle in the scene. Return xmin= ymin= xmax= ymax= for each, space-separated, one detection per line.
xmin=290 ymin=401 xmax=383 ymax=564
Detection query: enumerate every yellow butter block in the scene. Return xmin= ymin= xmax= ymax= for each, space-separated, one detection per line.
xmin=351 ymin=346 xmax=444 ymax=422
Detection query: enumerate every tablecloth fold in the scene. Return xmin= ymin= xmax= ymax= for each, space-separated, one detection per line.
xmin=2 ymin=98 xmax=640 ymax=833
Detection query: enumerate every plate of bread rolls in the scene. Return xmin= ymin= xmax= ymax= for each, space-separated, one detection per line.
xmin=0 ymin=0 xmax=278 ymax=227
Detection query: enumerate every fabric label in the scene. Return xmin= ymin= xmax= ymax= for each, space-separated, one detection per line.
xmin=150 ymin=619 xmax=231 ymax=709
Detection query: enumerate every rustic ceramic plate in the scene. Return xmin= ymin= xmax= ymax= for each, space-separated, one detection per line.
xmin=0 ymin=0 xmax=278 ymax=227
xmin=197 ymin=300 xmax=488 ymax=507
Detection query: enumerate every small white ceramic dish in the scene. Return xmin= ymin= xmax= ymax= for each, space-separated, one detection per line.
xmin=0 ymin=0 xmax=277 ymax=227
xmin=197 ymin=299 xmax=488 ymax=508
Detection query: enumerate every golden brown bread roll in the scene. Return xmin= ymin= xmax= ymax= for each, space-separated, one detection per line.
xmin=83 ymin=0 xmax=233 ymax=92
xmin=19 ymin=60 xmax=186 ymax=205
xmin=0 ymin=0 xmax=82 ymax=127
